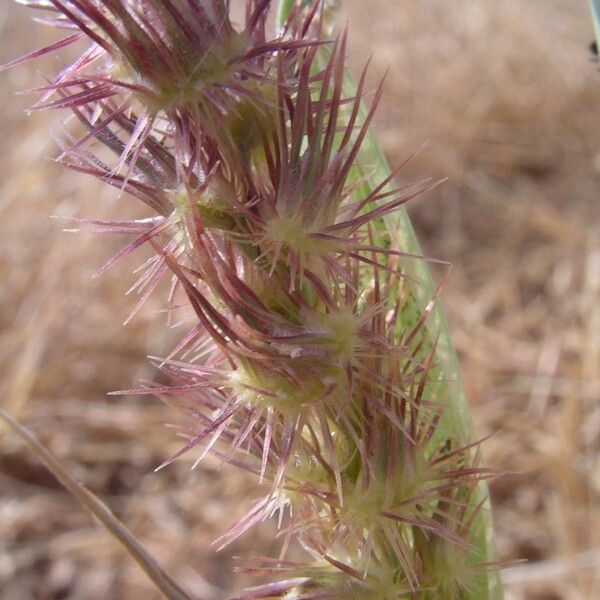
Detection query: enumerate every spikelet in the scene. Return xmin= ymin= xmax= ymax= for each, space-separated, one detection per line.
xmin=6 ymin=1 xmax=501 ymax=598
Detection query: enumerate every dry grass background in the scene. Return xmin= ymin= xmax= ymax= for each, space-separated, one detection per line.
xmin=0 ymin=1 xmax=598 ymax=598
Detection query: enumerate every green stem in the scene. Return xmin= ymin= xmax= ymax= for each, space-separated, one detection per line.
xmin=276 ymin=0 xmax=295 ymax=30
xmin=277 ymin=2 xmax=501 ymax=598
xmin=357 ymin=113 xmax=502 ymax=600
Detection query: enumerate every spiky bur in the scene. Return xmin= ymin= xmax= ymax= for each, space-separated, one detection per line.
xmin=7 ymin=1 xmax=501 ymax=598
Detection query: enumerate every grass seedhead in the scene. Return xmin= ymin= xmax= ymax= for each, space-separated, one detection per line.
xmin=6 ymin=1 xmax=501 ymax=598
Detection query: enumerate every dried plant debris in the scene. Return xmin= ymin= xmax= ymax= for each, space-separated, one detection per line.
xmin=1 ymin=1 xmax=598 ymax=599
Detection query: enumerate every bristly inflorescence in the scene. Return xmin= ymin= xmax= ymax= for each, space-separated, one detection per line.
xmin=7 ymin=1 xmax=499 ymax=598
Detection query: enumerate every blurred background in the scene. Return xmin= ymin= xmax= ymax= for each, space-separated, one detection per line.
xmin=0 ymin=1 xmax=598 ymax=598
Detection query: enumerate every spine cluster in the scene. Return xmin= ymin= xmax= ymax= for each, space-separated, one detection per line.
xmin=10 ymin=1 xmax=499 ymax=598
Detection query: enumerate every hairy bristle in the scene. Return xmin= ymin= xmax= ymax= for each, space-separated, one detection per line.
xmin=7 ymin=1 xmax=499 ymax=598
